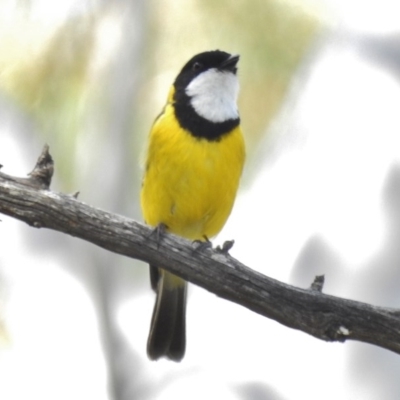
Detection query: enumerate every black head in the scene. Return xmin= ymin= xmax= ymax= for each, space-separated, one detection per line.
xmin=174 ymin=50 xmax=239 ymax=92
xmin=171 ymin=50 xmax=241 ymax=141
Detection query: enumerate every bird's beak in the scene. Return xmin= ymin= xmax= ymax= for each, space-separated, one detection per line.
xmin=219 ymin=54 xmax=240 ymax=73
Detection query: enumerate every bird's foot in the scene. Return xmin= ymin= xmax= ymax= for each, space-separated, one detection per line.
xmin=147 ymin=223 xmax=168 ymax=249
xmin=192 ymin=235 xmax=212 ymax=252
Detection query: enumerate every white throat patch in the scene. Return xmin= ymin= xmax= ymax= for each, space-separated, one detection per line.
xmin=185 ymin=68 xmax=239 ymax=123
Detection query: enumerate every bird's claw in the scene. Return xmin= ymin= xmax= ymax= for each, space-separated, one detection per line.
xmin=192 ymin=235 xmax=212 ymax=252
xmin=148 ymin=223 xmax=168 ymax=249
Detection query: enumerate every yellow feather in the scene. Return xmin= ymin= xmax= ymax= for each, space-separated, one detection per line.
xmin=141 ymin=97 xmax=245 ymax=241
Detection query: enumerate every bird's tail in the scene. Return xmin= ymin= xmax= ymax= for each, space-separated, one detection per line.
xmin=147 ymin=267 xmax=187 ymax=361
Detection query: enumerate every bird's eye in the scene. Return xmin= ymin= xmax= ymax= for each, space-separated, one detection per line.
xmin=192 ymin=62 xmax=203 ymax=72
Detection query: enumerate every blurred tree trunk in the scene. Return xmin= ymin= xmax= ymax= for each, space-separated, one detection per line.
xmin=84 ymin=1 xmax=149 ymax=399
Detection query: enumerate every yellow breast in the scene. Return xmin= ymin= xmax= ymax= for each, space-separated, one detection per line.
xmin=141 ymin=103 xmax=245 ymax=240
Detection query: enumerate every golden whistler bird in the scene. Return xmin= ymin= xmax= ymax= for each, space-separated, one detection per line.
xmin=141 ymin=50 xmax=245 ymax=361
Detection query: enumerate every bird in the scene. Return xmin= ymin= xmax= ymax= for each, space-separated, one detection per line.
xmin=141 ymin=50 xmax=245 ymax=361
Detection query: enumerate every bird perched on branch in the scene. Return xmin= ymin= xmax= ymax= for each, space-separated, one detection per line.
xmin=141 ymin=50 xmax=245 ymax=361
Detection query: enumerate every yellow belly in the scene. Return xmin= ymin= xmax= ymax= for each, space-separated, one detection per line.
xmin=141 ymin=104 xmax=245 ymax=240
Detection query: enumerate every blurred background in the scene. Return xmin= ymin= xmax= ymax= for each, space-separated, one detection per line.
xmin=1 ymin=0 xmax=400 ymax=399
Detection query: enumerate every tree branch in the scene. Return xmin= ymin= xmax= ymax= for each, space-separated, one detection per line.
xmin=1 ymin=146 xmax=400 ymax=354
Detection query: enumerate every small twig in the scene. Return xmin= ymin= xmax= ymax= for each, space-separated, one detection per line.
xmin=310 ymin=275 xmax=325 ymax=292
xmin=0 ymin=145 xmax=53 ymax=190
xmin=27 ymin=144 xmax=54 ymax=189
xmin=216 ymin=239 xmax=235 ymax=254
